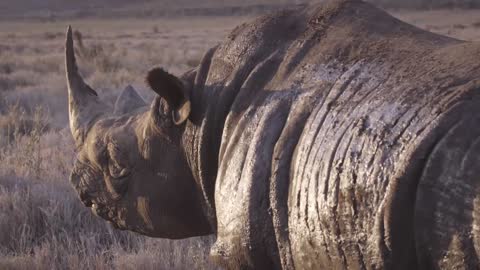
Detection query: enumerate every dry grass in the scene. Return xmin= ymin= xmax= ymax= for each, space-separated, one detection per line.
xmin=0 ymin=9 xmax=479 ymax=270
xmin=0 ymin=17 xmax=240 ymax=270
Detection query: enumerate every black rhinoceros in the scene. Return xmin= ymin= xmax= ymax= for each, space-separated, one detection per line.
xmin=66 ymin=0 xmax=480 ymax=269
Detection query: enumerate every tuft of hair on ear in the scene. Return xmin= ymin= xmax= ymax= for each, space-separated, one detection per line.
xmin=146 ymin=67 xmax=184 ymax=108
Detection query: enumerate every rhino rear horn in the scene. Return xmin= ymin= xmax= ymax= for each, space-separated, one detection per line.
xmin=65 ymin=26 xmax=110 ymax=146
xmin=114 ymin=85 xmax=147 ymax=115
xmin=146 ymin=67 xmax=191 ymax=125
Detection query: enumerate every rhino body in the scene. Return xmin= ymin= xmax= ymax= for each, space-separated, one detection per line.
xmin=66 ymin=0 xmax=480 ymax=269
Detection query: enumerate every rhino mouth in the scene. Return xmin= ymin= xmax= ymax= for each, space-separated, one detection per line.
xmin=82 ymin=198 xmax=94 ymax=208
xmin=80 ymin=195 xmax=119 ymax=226
xmin=91 ymin=202 xmax=112 ymax=218
xmin=94 ymin=203 xmax=127 ymax=229
xmin=77 ymin=184 xmax=127 ymax=230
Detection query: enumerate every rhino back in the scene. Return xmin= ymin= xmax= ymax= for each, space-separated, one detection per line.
xmin=190 ymin=0 xmax=480 ymax=268
xmin=287 ymin=42 xmax=480 ymax=269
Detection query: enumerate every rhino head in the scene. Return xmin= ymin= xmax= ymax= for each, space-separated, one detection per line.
xmin=65 ymin=26 xmax=212 ymax=238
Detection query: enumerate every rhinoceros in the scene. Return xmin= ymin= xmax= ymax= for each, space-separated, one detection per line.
xmin=65 ymin=0 xmax=480 ymax=269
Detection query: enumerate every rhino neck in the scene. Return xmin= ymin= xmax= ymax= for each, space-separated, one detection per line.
xmin=181 ymin=46 xmax=224 ymax=231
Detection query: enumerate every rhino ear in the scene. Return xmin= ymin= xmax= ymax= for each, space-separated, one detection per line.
xmin=146 ymin=67 xmax=191 ymax=125
xmin=113 ymin=85 xmax=146 ymax=115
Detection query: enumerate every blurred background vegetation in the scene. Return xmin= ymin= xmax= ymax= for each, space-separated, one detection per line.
xmin=0 ymin=0 xmax=479 ymax=21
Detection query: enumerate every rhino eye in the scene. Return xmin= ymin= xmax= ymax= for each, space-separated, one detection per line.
xmin=106 ymin=159 xmax=130 ymax=199
xmin=106 ymin=142 xmax=130 ymax=179
xmin=106 ymin=152 xmax=130 ymax=198
xmin=108 ymin=162 xmax=130 ymax=179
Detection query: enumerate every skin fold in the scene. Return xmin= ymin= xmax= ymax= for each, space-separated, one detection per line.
xmin=65 ymin=0 xmax=480 ymax=268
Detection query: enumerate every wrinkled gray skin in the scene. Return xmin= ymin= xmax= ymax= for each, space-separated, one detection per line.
xmin=66 ymin=0 xmax=480 ymax=269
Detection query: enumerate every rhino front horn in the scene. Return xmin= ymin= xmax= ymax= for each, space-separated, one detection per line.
xmin=65 ymin=26 xmax=110 ymax=146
